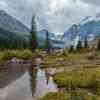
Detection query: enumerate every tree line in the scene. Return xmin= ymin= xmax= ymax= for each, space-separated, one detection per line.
xmin=0 ymin=37 xmax=29 ymax=49
xmin=68 ymin=38 xmax=100 ymax=53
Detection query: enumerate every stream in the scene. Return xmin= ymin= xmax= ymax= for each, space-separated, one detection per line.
xmin=34 ymin=67 xmax=58 ymax=99
xmin=0 ymin=71 xmax=33 ymax=100
xmin=0 ymin=63 xmax=58 ymax=100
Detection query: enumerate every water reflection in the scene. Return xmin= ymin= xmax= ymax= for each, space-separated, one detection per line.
xmin=34 ymin=67 xmax=58 ymax=99
xmin=0 ymin=65 xmax=58 ymax=100
xmin=48 ymin=76 xmax=58 ymax=92
xmin=34 ymin=68 xmax=48 ymax=98
xmin=0 ymin=72 xmax=33 ymax=100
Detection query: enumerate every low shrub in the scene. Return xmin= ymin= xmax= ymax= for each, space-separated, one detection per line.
xmin=1 ymin=50 xmax=17 ymax=61
xmin=0 ymin=49 xmax=32 ymax=63
xmin=17 ymin=50 xmax=33 ymax=60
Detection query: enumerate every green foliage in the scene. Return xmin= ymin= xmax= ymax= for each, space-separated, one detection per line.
xmin=41 ymin=91 xmax=98 ymax=100
xmin=0 ymin=49 xmax=32 ymax=62
xmin=40 ymin=92 xmax=70 ymax=100
xmin=2 ymin=50 xmax=17 ymax=61
xmin=97 ymin=39 xmax=100 ymax=51
xmin=17 ymin=50 xmax=33 ymax=60
xmin=54 ymin=69 xmax=100 ymax=92
xmin=76 ymin=40 xmax=82 ymax=51
xmin=68 ymin=45 xmax=74 ymax=53
xmin=71 ymin=90 xmax=98 ymax=100
xmin=45 ymin=31 xmax=51 ymax=54
xmin=0 ymin=32 xmax=29 ymax=50
xmin=30 ymin=16 xmax=37 ymax=52
xmin=62 ymin=50 xmax=68 ymax=56
xmin=84 ymin=38 xmax=88 ymax=49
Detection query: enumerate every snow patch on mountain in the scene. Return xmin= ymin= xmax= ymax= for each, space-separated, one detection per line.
xmin=64 ymin=12 xmax=100 ymax=48
xmin=80 ymin=16 xmax=93 ymax=25
xmin=80 ymin=13 xmax=100 ymax=25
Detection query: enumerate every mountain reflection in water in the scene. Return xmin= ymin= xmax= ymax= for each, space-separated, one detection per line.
xmin=0 ymin=67 xmax=58 ymax=100
xmin=34 ymin=68 xmax=58 ymax=99
xmin=0 ymin=71 xmax=33 ymax=100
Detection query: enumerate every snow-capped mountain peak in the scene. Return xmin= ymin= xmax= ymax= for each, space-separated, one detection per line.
xmin=95 ymin=13 xmax=100 ymax=21
xmin=80 ymin=16 xmax=93 ymax=25
xmin=80 ymin=13 xmax=100 ymax=25
xmin=64 ymin=12 xmax=100 ymax=48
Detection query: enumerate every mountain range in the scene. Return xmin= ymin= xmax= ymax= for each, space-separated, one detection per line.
xmin=0 ymin=10 xmax=64 ymax=49
xmin=0 ymin=10 xmax=30 ymax=48
xmin=64 ymin=13 xmax=100 ymax=46
xmin=37 ymin=29 xmax=64 ymax=48
xmin=0 ymin=10 xmax=29 ymax=35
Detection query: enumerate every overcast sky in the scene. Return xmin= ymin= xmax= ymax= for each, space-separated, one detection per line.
xmin=0 ymin=0 xmax=100 ymax=34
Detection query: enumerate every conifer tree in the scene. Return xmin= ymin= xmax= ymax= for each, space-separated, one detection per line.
xmin=29 ymin=16 xmax=38 ymax=97
xmin=84 ymin=38 xmax=88 ymax=49
xmin=97 ymin=39 xmax=100 ymax=51
xmin=69 ymin=45 xmax=74 ymax=53
xmin=30 ymin=16 xmax=37 ymax=52
xmin=45 ymin=31 xmax=51 ymax=54
xmin=76 ymin=40 xmax=82 ymax=51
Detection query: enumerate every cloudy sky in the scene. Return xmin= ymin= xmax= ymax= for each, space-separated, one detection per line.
xmin=0 ymin=0 xmax=100 ymax=34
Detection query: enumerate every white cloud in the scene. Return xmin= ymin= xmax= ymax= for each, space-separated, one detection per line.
xmin=81 ymin=0 xmax=100 ymax=6
xmin=0 ymin=0 xmax=100 ymax=34
xmin=33 ymin=0 xmax=100 ymax=33
xmin=0 ymin=1 xmax=8 ymax=9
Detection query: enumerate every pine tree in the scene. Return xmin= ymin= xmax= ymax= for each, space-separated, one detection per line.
xmin=69 ymin=45 xmax=74 ymax=53
xmin=29 ymin=16 xmax=38 ymax=97
xmin=23 ymin=40 xmax=27 ymax=49
xmin=97 ymin=39 xmax=100 ymax=51
xmin=45 ymin=31 xmax=51 ymax=54
xmin=30 ymin=16 xmax=37 ymax=52
xmin=76 ymin=40 xmax=82 ymax=51
xmin=84 ymin=38 xmax=88 ymax=49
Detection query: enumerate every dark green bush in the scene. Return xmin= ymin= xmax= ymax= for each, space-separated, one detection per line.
xmin=2 ymin=50 xmax=16 ymax=61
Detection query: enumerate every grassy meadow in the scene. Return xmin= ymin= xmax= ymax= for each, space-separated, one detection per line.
xmin=0 ymin=49 xmax=33 ymax=64
xmin=0 ymin=49 xmax=100 ymax=99
xmin=41 ymin=51 xmax=100 ymax=100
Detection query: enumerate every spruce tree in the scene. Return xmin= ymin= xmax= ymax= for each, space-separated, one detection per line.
xmin=69 ymin=45 xmax=74 ymax=53
xmin=30 ymin=16 xmax=37 ymax=52
xmin=29 ymin=16 xmax=38 ymax=97
xmin=97 ymin=39 xmax=100 ymax=51
xmin=84 ymin=38 xmax=88 ymax=49
xmin=45 ymin=31 xmax=51 ymax=54
xmin=76 ymin=40 xmax=82 ymax=51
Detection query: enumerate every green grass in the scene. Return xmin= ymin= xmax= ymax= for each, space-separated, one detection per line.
xmin=42 ymin=51 xmax=100 ymax=99
xmin=0 ymin=49 xmax=33 ymax=63
xmin=41 ymin=90 xmax=99 ymax=100
xmin=54 ymin=68 xmax=100 ymax=94
xmin=43 ymin=51 xmax=100 ymax=68
xmin=43 ymin=52 xmax=85 ymax=67
xmin=40 ymin=92 xmax=70 ymax=100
